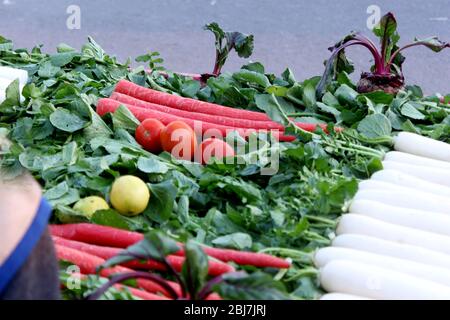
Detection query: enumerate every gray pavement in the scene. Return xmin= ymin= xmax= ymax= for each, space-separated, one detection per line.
xmin=0 ymin=0 xmax=449 ymax=93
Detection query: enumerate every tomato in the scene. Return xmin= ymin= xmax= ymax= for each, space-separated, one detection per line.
xmin=198 ymin=138 xmax=235 ymax=164
xmin=135 ymin=119 xmax=165 ymax=153
xmin=160 ymin=121 xmax=197 ymax=160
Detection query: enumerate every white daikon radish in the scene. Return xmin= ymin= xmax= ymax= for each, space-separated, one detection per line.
xmin=320 ymin=260 xmax=450 ymax=300
xmin=333 ymin=234 xmax=450 ymax=270
xmin=315 ymin=247 xmax=450 ymax=287
xmin=382 ymin=160 xmax=450 ymax=188
xmin=354 ymin=189 xmax=450 ymax=214
xmin=0 ymin=78 xmax=13 ymax=90
xmin=337 ymin=214 xmax=450 ymax=255
xmin=350 ymin=200 xmax=450 ymax=236
xmin=320 ymin=293 xmax=372 ymax=300
xmin=385 ymin=151 xmax=450 ymax=170
xmin=0 ymin=66 xmax=28 ymax=85
xmin=371 ymin=169 xmax=450 ymax=198
xmin=394 ymin=131 xmax=450 ymax=162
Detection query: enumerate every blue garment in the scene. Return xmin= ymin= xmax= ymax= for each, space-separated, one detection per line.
xmin=0 ymin=198 xmax=52 ymax=295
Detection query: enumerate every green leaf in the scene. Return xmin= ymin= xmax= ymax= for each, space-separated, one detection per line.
xmin=335 ymin=84 xmax=358 ymax=106
xmin=111 ymin=104 xmax=140 ymax=133
xmin=38 ymin=60 xmax=60 ymax=78
xmin=302 ymin=82 xmax=316 ymax=109
xmin=266 ymin=86 xmax=288 ymax=97
xmin=361 ymin=91 xmax=394 ymax=105
xmin=50 ymin=108 xmax=88 ymax=132
xmin=412 ymin=36 xmax=450 ymax=52
xmin=357 ymin=113 xmax=392 ymax=139
xmin=181 ymin=241 xmax=209 ymax=300
xmin=212 ymin=272 xmax=290 ymax=300
xmin=0 ymin=79 xmax=20 ymax=110
xmin=242 ymin=62 xmax=265 ymax=74
xmin=212 ymin=232 xmax=252 ymax=250
xmin=232 ymin=69 xmax=271 ymax=88
xmin=91 ymin=209 xmax=131 ymax=230
xmin=50 ymin=52 xmax=78 ymax=67
xmin=373 ymin=12 xmax=397 ymax=38
xmin=254 ymin=94 xmax=289 ymax=126
xmin=137 ymin=157 xmax=169 ymax=174
xmin=400 ymin=102 xmax=426 ymax=120
xmin=145 ymin=180 xmax=177 ymax=223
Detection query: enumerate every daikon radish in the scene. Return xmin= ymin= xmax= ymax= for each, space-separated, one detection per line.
xmin=320 ymin=260 xmax=450 ymax=300
xmin=384 ymin=151 xmax=450 ymax=170
xmin=0 ymin=78 xmax=13 ymax=90
xmin=320 ymin=293 xmax=372 ymax=300
xmin=350 ymin=200 xmax=450 ymax=236
xmin=394 ymin=132 xmax=450 ymax=162
xmin=337 ymin=214 xmax=450 ymax=255
xmin=354 ymin=189 xmax=450 ymax=214
xmin=333 ymin=234 xmax=450 ymax=270
xmin=371 ymin=169 xmax=450 ymax=198
xmin=382 ymin=160 xmax=450 ymax=187
xmin=0 ymin=66 xmax=28 ymax=85
xmin=315 ymin=247 xmax=450 ymax=287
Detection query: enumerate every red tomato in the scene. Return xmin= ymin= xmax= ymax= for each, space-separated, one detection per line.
xmin=135 ymin=119 xmax=165 ymax=153
xmin=160 ymin=121 xmax=197 ymax=160
xmin=198 ymin=138 xmax=235 ymax=165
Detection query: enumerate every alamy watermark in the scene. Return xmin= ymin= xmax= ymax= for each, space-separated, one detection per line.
xmin=66 ymin=5 xmax=81 ymax=30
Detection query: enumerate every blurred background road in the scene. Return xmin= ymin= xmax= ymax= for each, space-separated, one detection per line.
xmin=0 ymin=0 xmax=449 ymax=93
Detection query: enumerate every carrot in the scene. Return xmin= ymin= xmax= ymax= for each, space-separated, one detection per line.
xmin=115 ymin=79 xmax=272 ymax=121
xmin=97 ymin=98 xmax=296 ymax=142
xmin=51 ymin=224 xmax=290 ymax=269
xmin=111 ymin=90 xmax=335 ymax=134
xmin=111 ymin=92 xmax=286 ymax=130
xmin=50 ymin=223 xmax=143 ymax=248
xmin=198 ymin=247 xmax=291 ymax=269
xmin=53 ymin=236 xmax=235 ymax=276
xmin=54 ymin=244 xmax=182 ymax=297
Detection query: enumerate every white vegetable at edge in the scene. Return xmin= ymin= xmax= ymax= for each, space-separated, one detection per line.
xmin=370 ymin=169 xmax=450 ymax=198
xmin=336 ymin=214 xmax=450 ymax=255
xmin=384 ymin=151 xmax=450 ymax=170
xmin=319 ymin=293 xmax=372 ymax=300
xmin=394 ymin=132 xmax=450 ymax=162
xmin=333 ymin=234 xmax=450 ymax=269
xmin=357 ymin=179 xmax=450 ymax=201
xmin=354 ymin=189 xmax=450 ymax=214
xmin=382 ymin=160 xmax=450 ymax=188
xmin=315 ymin=247 xmax=450 ymax=287
xmin=0 ymin=78 xmax=13 ymax=90
xmin=350 ymin=200 xmax=450 ymax=236
xmin=0 ymin=66 xmax=28 ymax=85
xmin=320 ymin=260 xmax=450 ymax=300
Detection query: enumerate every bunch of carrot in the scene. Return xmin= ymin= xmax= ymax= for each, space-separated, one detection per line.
xmin=96 ymin=80 xmax=332 ymax=143
xmin=51 ymin=223 xmax=290 ymax=300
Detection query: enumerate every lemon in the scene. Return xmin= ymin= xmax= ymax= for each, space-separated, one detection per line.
xmin=73 ymin=196 xmax=109 ymax=218
xmin=110 ymin=175 xmax=150 ymax=216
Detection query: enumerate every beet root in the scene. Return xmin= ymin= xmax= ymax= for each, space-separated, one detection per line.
xmin=357 ymin=72 xmax=404 ymax=94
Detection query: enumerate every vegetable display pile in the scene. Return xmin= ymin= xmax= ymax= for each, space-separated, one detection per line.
xmin=0 ymin=12 xmax=449 ymax=300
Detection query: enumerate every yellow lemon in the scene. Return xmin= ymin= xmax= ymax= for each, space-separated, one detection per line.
xmin=73 ymin=196 xmax=109 ymax=218
xmin=110 ymin=175 xmax=150 ymax=216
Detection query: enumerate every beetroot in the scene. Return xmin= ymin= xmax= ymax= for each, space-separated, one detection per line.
xmin=317 ymin=12 xmax=449 ymax=96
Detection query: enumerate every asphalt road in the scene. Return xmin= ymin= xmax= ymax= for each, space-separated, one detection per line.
xmin=1 ymin=0 xmax=449 ymax=93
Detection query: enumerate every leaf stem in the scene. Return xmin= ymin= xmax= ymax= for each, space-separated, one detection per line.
xmin=87 ymin=271 xmax=179 ymax=300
